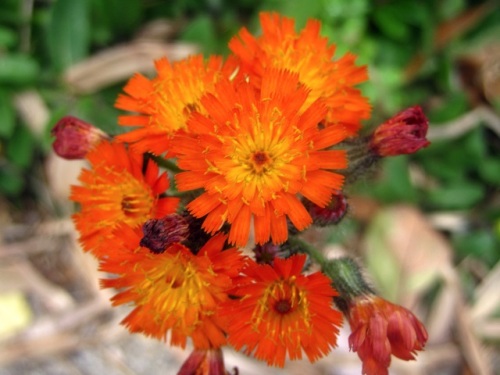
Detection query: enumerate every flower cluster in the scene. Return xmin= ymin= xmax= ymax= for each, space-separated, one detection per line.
xmin=52 ymin=12 xmax=430 ymax=375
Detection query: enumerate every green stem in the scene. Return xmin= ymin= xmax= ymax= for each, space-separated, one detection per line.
xmin=288 ymin=236 xmax=374 ymax=301
xmin=287 ymin=236 xmax=328 ymax=266
xmin=150 ymin=154 xmax=181 ymax=173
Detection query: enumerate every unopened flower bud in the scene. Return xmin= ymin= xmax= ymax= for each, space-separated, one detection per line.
xmin=140 ymin=214 xmax=189 ymax=254
xmin=253 ymin=242 xmax=281 ymax=264
xmin=370 ymin=106 xmax=430 ymax=157
xmin=304 ymin=192 xmax=348 ymax=227
xmin=322 ymin=257 xmax=374 ymax=305
xmin=177 ymin=348 xmax=232 ymax=375
xmin=51 ymin=116 xmax=109 ymax=159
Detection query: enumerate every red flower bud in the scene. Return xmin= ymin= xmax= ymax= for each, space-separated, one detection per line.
xmin=347 ymin=294 xmax=428 ymax=375
xmin=253 ymin=242 xmax=281 ymax=264
xmin=304 ymin=192 xmax=348 ymax=227
xmin=140 ymin=214 xmax=189 ymax=254
xmin=177 ymin=348 xmax=232 ymax=375
xmin=51 ymin=116 xmax=109 ymax=159
xmin=370 ymin=106 xmax=430 ymax=157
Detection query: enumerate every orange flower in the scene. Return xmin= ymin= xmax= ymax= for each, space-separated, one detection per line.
xmin=173 ymin=69 xmax=348 ymax=246
xmin=229 ymin=12 xmax=370 ymax=135
xmin=224 ymin=255 xmax=342 ymax=367
xmin=101 ymin=226 xmax=246 ymax=349
xmin=115 ymin=54 xmax=238 ymax=155
xmin=347 ymin=294 xmax=428 ymax=375
xmin=71 ymin=140 xmax=179 ymax=256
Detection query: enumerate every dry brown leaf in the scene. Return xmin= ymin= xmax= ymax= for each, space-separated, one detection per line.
xmin=474 ymin=320 xmax=500 ymax=340
xmin=44 ymin=152 xmax=87 ymax=213
xmin=13 ymin=90 xmax=50 ymax=138
xmin=363 ymin=205 xmax=494 ymax=374
xmin=441 ymin=267 xmax=493 ymax=375
xmin=363 ymin=205 xmax=452 ymax=305
xmin=428 ymin=106 xmax=500 ymax=141
xmin=64 ymin=40 xmax=198 ymax=94
xmin=471 ymin=260 xmax=500 ymax=321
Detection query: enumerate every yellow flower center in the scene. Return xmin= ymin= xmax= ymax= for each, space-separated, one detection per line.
xmin=121 ymin=193 xmax=151 ymax=218
xmin=274 ymin=299 xmax=292 ymax=314
xmin=88 ymin=168 xmax=155 ymax=228
xmin=137 ymin=252 xmax=216 ymax=334
xmin=250 ymin=150 xmax=272 ymax=174
xmin=223 ymin=107 xmax=303 ymax=202
xmin=252 ymin=278 xmax=311 ymax=333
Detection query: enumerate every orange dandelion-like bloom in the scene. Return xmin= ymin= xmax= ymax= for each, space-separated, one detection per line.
xmin=229 ymin=12 xmax=371 ymax=135
xmin=115 ymin=54 xmax=238 ymax=155
xmin=173 ymin=68 xmax=348 ymax=246
xmin=224 ymin=254 xmax=342 ymax=367
xmin=101 ymin=226 xmax=246 ymax=349
xmin=347 ymin=294 xmax=428 ymax=375
xmin=70 ymin=140 xmax=179 ymax=256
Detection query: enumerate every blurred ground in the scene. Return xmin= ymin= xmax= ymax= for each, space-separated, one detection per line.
xmin=0 ymin=196 xmax=499 ymax=374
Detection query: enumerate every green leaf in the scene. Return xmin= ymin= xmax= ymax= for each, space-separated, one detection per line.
xmin=0 ymin=27 xmax=17 ymax=48
xmin=0 ymin=164 xmax=24 ymax=196
xmin=321 ymin=0 xmax=369 ymax=19
xmin=268 ymin=0 xmax=323 ymax=27
xmin=354 ymin=156 xmax=417 ymax=203
xmin=453 ymin=230 xmax=499 ymax=266
xmin=103 ymin=0 xmax=142 ymax=35
xmin=479 ymin=158 xmax=500 ymax=185
xmin=372 ymin=156 xmax=417 ymax=203
xmin=0 ymin=91 xmax=15 ymax=137
xmin=426 ymin=182 xmax=484 ymax=210
xmin=180 ymin=15 xmax=218 ymax=54
xmin=48 ymin=0 xmax=90 ymax=71
xmin=75 ymin=94 xmax=120 ymax=135
xmin=364 ymin=210 xmax=403 ymax=301
xmin=428 ymin=92 xmax=469 ymax=122
xmin=6 ymin=125 xmax=35 ymax=168
xmin=90 ymin=0 xmax=142 ymax=45
xmin=373 ymin=4 xmax=410 ymax=41
xmin=0 ymin=54 xmax=40 ymax=85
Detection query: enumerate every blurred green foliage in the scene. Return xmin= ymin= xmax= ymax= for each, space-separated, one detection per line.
xmin=1 ymin=0 xmax=499 ymax=265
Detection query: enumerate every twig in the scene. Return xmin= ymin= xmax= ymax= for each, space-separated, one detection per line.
xmin=441 ymin=266 xmax=493 ymax=375
xmin=0 ymin=297 xmax=111 ymax=366
xmin=428 ymin=106 xmax=500 ymax=141
xmin=64 ymin=40 xmax=198 ymax=94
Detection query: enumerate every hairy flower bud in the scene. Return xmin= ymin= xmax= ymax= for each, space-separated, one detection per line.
xmin=140 ymin=214 xmax=189 ymax=254
xmin=304 ymin=192 xmax=348 ymax=227
xmin=253 ymin=242 xmax=281 ymax=264
xmin=51 ymin=116 xmax=109 ymax=159
xmin=370 ymin=106 xmax=430 ymax=157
